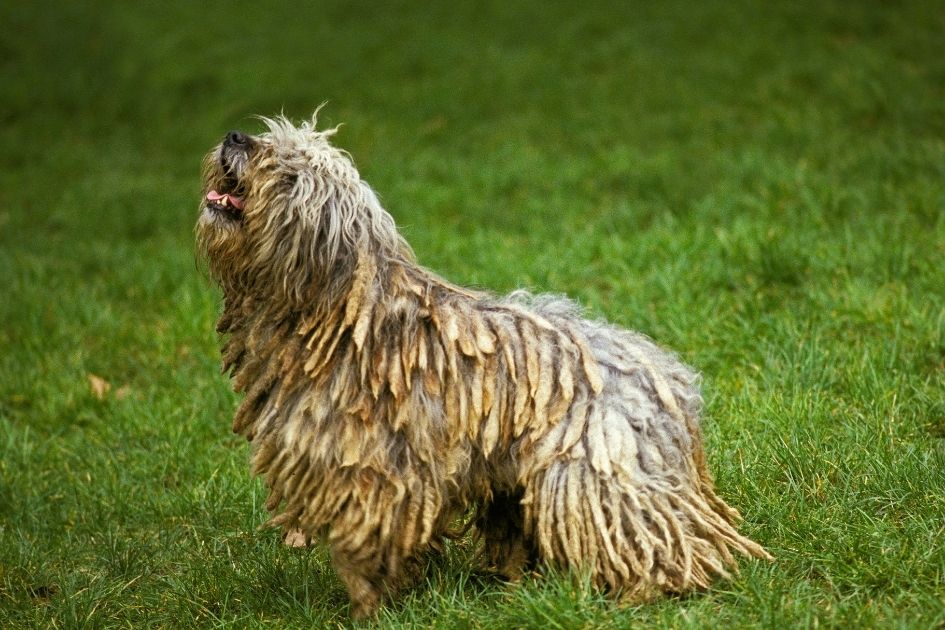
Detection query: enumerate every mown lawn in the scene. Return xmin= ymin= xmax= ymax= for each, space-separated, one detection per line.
xmin=2 ymin=1 xmax=944 ymax=627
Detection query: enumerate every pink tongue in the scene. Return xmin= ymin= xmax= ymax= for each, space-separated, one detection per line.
xmin=206 ymin=190 xmax=244 ymax=210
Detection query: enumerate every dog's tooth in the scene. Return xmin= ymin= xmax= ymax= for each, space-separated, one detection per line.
xmin=220 ymin=195 xmax=229 ymax=207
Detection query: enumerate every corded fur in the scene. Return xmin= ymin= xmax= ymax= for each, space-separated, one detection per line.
xmin=197 ymin=114 xmax=771 ymax=618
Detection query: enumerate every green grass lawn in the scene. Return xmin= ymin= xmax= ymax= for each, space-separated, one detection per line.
xmin=2 ymin=1 xmax=944 ymax=627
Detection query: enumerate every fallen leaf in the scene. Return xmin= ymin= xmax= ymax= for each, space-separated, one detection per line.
xmin=88 ymin=374 xmax=111 ymax=400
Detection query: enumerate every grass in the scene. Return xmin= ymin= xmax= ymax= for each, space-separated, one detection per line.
xmin=2 ymin=0 xmax=944 ymax=627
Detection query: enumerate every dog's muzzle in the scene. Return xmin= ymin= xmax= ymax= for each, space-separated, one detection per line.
xmin=206 ymin=130 xmax=253 ymax=220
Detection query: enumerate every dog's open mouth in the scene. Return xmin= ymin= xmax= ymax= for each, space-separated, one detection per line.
xmin=206 ymin=169 xmax=246 ymax=221
xmin=206 ymin=144 xmax=250 ymax=221
xmin=205 ymin=132 xmax=254 ymax=222
xmin=206 ymin=189 xmax=245 ymax=220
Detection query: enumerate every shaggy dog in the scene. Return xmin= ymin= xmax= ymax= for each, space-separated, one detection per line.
xmin=196 ymin=115 xmax=770 ymax=618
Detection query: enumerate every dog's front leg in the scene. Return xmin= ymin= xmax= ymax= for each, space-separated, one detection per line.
xmin=327 ymin=475 xmax=443 ymax=619
xmin=330 ymin=539 xmax=386 ymax=620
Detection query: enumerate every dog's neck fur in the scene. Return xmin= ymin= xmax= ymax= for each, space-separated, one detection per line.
xmin=215 ymin=233 xmax=477 ymax=443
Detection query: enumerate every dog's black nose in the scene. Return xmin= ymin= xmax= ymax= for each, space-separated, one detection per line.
xmin=225 ymin=130 xmax=249 ymax=147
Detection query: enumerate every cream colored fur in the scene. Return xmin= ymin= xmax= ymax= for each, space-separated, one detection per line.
xmin=196 ymin=115 xmax=770 ymax=618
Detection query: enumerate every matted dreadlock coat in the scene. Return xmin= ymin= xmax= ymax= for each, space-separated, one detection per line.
xmin=197 ymin=115 xmax=770 ymax=618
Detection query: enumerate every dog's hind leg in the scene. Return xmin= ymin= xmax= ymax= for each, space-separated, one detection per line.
xmin=476 ymin=491 xmax=536 ymax=581
xmin=523 ymin=453 xmax=769 ymax=602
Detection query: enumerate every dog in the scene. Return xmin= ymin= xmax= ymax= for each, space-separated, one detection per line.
xmin=196 ymin=114 xmax=770 ymax=618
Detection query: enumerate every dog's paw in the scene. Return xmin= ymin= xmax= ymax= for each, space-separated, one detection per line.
xmin=283 ymin=528 xmax=309 ymax=548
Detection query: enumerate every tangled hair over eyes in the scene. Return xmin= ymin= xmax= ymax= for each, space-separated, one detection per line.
xmin=199 ymin=114 xmax=414 ymax=311
xmin=197 ymin=114 xmax=770 ymax=619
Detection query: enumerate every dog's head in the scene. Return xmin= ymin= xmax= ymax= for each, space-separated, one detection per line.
xmin=197 ymin=115 xmax=408 ymax=305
